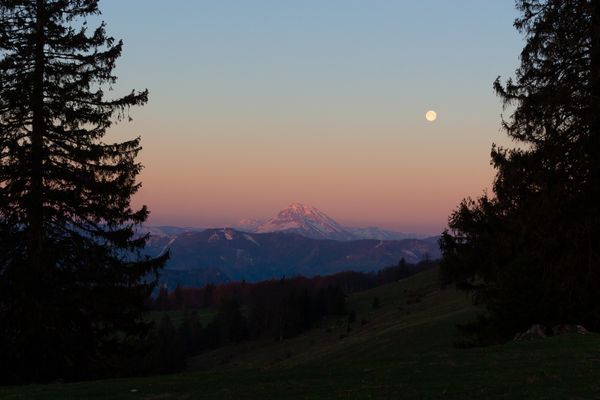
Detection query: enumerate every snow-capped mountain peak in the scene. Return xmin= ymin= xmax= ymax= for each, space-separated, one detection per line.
xmin=255 ymin=203 xmax=356 ymax=241
xmin=228 ymin=202 xmax=423 ymax=241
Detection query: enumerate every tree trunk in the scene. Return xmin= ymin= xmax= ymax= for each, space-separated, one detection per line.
xmin=30 ymin=0 xmax=46 ymax=271
xmin=592 ymin=1 xmax=600 ymax=163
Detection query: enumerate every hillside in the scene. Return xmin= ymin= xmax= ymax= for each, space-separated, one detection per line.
xmin=2 ymin=269 xmax=600 ymax=399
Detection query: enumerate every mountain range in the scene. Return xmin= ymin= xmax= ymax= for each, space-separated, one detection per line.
xmin=143 ymin=203 xmax=428 ymax=242
xmin=140 ymin=203 xmax=440 ymax=288
xmin=144 ymin=228 xmax=440 ymax=288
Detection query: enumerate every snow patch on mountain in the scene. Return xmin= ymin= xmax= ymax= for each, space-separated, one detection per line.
xmin=223 ymin=229 xmax=234 ymax=240
xmin=160 ymin=237 xmax=176 ymax=255
xmin=244 ymin=234 xmax=260 ymax=246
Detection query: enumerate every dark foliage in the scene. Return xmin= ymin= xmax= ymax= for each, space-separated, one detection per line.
xmin=142 ymin=315 xmax=186 ymax=374
xmin=372 ymin=297 xmax=381 ymax=310
xmin=440 ymin=0 xmax=600 ymax=342
xmin=0 ymin=0 xmax=166 ymax=383
xmin=210 ymin=298 xmax=249 ymax=344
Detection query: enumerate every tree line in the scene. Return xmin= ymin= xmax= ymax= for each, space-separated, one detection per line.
xmin=149 ymin=257 xmax=423 ymax=311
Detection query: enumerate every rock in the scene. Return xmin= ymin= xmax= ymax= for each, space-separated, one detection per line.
xmin=552 ymin=324 xmax=589 ymax=336
xmin=575 ymin=325 xmax=589 ymax=334
xmin=514 ymin=324 xmax=547 ymax=341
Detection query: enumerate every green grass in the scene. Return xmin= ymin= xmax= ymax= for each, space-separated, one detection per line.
xmin=2 ymin=269 xmax=600 ymax=399
xmin=144 ymin=308 xmax=216 ymax=327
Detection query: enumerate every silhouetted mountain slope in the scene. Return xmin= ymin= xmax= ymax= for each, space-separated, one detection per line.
xmin=144 ymin=228 xmax=440 ymax=287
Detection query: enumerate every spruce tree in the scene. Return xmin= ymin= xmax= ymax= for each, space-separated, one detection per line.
xmin=0 ymin=0 xmax=166 ymax=382
xmin=440 ymin=0 xmax=599 ymax=341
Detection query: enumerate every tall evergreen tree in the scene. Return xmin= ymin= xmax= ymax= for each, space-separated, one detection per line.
xmin=0 ymin=0 xmax=166 ymax=382
xmin=440 ymin=0 xmax=599 ymax=341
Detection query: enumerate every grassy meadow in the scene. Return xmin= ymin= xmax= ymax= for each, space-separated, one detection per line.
xmin=2 ymin=269 xmax=599 ymax=399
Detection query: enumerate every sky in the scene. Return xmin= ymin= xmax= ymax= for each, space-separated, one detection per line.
xmin=100 ymin=1 xmax=523 ymax=234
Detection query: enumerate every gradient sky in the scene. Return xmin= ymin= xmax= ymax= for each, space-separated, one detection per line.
xmin=100 ymin=1 xmax=522 ymax=234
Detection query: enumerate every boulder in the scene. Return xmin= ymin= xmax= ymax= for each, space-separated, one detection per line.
xmin=552 ymin=324 xmax=589 ymax=336
xmin=513 ymin=324 xmax=547 ymax=341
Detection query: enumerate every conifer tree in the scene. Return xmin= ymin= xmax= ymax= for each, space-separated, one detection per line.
xmin=0 ymin=0 xmax=166 ymax=382
xmin=440 ymin=0 xmax=600 ymax=341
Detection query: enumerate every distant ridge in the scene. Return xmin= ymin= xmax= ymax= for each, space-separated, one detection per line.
xmin=143 ymin=228 xmax=441 ymax=288
xmin=142 ymin=203 xmax=435 ymax=243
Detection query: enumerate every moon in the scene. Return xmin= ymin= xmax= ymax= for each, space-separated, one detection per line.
xmin=425 ymin=110 xmax=437 ymax=122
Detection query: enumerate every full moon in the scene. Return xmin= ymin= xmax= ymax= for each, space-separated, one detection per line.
xmin=425 ymin=110 xmax=437 ymax=122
